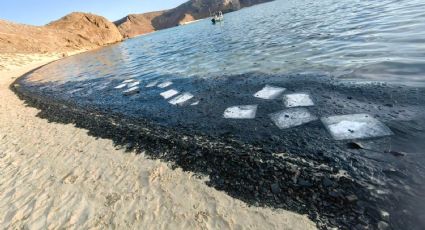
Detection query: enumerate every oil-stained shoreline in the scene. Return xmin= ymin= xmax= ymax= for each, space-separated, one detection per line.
xmin=11 ymin=70 xmax=425 ymax=229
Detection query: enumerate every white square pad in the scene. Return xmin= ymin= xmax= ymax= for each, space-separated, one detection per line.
xmin=123 ymin=86 xmax=140 ymax=96
xmin=254 ymin=85 xmax=286 ymax=100
xmin=223 ymin=105 xmax=258 ymax=119
xmin=284 ymin=93 xmax=314 ymax=107
xmin=169 ymin=92 xmax=194 ymax=105
xmin=160 ymin=89 xmax=179 ymax=99
xmin=157 ymin=81 xmax=173 ymax=88
xmin=321 ymin=114 xmax=393 ymax=140
xmin=270 ymin=108 xmax=317 ymax=129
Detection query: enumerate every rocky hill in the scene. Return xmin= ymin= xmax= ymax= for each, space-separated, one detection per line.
xmin=151 ymin=0 xmax=273 ymax=30
xmin=115 ymin=0 xmax=274 ymax=38
xmin=0 ymin=12 xmax=123 ymax=54
xmin=0 ymin=20 xmax=63 ymax=53
xmin=151 ymin=0 xmax=239 ymax=30
xmin=47 ymin=12 xmax=123 ymax=46
xmin=114 ymin=11 xmax=165 ymax=38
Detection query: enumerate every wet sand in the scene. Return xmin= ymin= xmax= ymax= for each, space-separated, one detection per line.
xmin=0 ymin=54 xmax=316 ymax=229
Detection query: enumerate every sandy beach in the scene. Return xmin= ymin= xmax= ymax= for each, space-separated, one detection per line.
xmin=0 ymin=53 xmax=316 ymax=229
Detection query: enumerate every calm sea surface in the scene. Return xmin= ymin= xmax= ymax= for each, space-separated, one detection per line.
xmin=29 ymin=0 xmax=425 ymax=86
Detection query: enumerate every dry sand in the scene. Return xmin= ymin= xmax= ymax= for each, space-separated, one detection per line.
xmin=0 ymin=53 xmax=316 ymax=229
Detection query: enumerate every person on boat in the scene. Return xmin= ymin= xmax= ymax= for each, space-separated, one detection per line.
xmin=211 ymin=11 xmax=223 ymax=24
xmin=212 ymin=12 xmax=218 ymax=24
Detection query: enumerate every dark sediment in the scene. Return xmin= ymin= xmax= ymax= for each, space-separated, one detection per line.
xmin=11 ymin=69 xmax=425 ymax=229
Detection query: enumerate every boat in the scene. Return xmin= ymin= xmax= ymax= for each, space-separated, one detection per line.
xmin=211 ymin=11 xmax=224 ymax=24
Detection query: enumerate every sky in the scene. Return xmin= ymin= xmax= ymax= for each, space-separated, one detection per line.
xmin=0 ymin=0 xmax=187 ymax=26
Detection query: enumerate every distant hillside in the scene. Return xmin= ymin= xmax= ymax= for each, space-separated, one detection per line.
xmin=0 ymin=12 xmax=123 ymax=53
xmin=47 ymin=12 xmax=123 ymax=46
xmin=115 ymin=0 xmax=274 ymax=38
xmin=0 ymin=20 xmax=64 ymax=53
xmin=114 ymin=11 xmax=165 ymax=38
xmin=152 ymin=0 xmax=274 ymax=30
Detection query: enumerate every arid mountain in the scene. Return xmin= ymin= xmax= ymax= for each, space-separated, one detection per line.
xmin=0 ymin=13 xmax=123 ymax=54
xmin=151 ymin=0 xmax=240 ymax=30
xmin=114 ymin=11 xmax=165 ymax=38
xmin=46 ymin=12 xmax=123 ymax=46
xmin=0 ymin=19 xmax=65 ymax=53
xmin=239 ymin=0 xmax=273 ymax=7
xmin=115 ymin=0 xmax=274 ymax=38
xmin=151 ymin=0 xmax=273 ymax=30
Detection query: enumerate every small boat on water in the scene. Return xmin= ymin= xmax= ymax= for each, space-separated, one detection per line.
xmin=211 ymin=11 xmax=223 ymax=24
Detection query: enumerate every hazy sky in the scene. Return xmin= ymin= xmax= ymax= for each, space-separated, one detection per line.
xmin=0 ymin=0 xmax=187 ymax=26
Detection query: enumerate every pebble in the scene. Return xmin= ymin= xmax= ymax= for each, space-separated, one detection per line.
xmin=322 ymin=177 xmax=334 ymax=187
xmin=385 ymin=150 xmax=406 ymax=157
xmin=347 ymin=142 xmax=364 ymax=149
xmin=298 ymin=179 xmax=312 ymax=187
xmin=380 ymin=210 xmax=390 ymax=221
xmin=377 ymin=221 xmax=389 ymax=230
xmin=270 ymin=183 xmax=281 ymax=194
xmin=345 ymin=194 xmax=358 ymax=202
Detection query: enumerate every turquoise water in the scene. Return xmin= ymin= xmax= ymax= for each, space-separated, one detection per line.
xmin=29 ymin=0 xmax=425 ymax=86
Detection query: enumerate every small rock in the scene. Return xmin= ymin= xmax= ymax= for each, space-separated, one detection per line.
xmin=380 ymin=210 xmax=390 ymax=221
xmin=385 ymin=150 xmax=406 ymax=157
xmin=346 ymin=194 xmax=358 ymax=202
xmin=347 ymin=96 xmax=353 ymax=100
xmin=270 ymin=135 xmax=280 ymax=142
xmin=270 ymin=183 xmax=281 ymax=194
xmin=298 ymin=179 xmax=312 ymax=187
xmin=377 ymin=221 xmax=389 ymax=230
xmin=355 ymin=224 xmax=366 ymax=230
xmin=125 ymin=143 xmax=134 ymax=149
xmin=347 ymin=142 xmax=364 ymax=149
xmin=322 ymin=177 xmax=333 ymax=187
xmin=217 ymin=178 xmax=224 ymax=186
xmin=329 ymin=190 xmax=341 ymax=198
